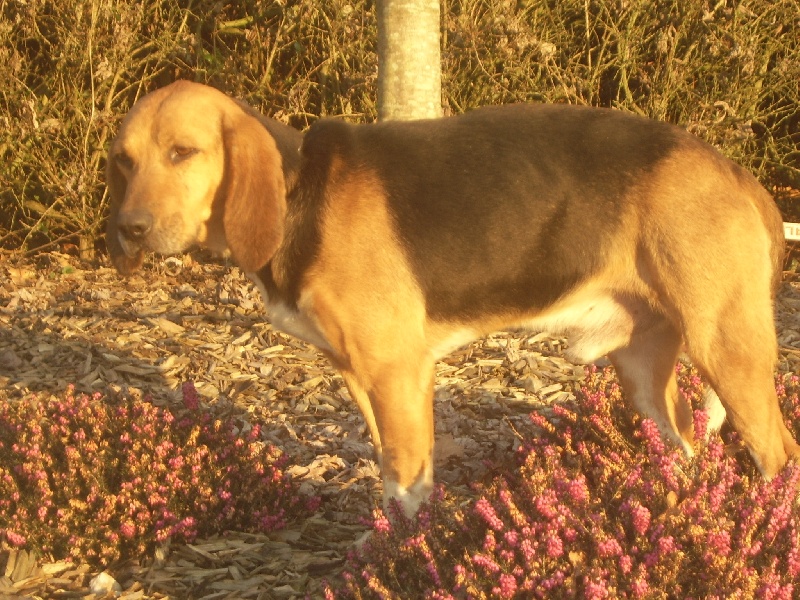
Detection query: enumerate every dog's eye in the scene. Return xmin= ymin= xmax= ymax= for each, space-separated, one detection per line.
xmin=171 ymin=146 xmax=198 ymax=162
xmin=115 ymin=151 xmax=134 ymax=170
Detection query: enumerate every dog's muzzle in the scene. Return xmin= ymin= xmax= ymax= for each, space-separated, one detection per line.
xmin=116 ymin=209 xmax=153 ymax=257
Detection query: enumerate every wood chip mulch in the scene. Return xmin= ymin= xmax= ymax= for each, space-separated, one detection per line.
xmin=1 ymin=249 xmax=799 ymax=599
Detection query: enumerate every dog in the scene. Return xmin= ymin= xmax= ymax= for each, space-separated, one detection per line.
xmin=107 ymin=80 xmax=799 ymax=516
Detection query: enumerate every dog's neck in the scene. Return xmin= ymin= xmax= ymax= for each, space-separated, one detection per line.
xmin=251 ymin=125 xmax=318 ymax=310
xmin=260 ymin=118 xmax=304 ymax=191
xmin=254 ymin=176 xmax=322 ymax=310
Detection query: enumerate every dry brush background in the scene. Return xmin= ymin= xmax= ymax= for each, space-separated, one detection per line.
xmin=1 ymin=0 xmax=799 ymax=252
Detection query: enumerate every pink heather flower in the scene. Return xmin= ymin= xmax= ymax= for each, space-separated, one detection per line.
xmin=372 ymin=510 xmax=391 ymax=534
xmin=182 ymin=381 xmax=200 ymax=410
xmin=499 ymin=549 xmax=515 ymax=563
xmin=119 ymin=521 xmax=136 ymax=540
xmin=657 ymin=536 xmax=677 ymax=555
xmin=503 ymin=530 xmax=519 ymax=547
xmin=5 ymin=530 xmax=27 ymax=547
xmin=693 ymin=408 xmax=709 ymax=444
xmin=567 ymin=476 xmax=590 ymax=505
xmin=520 ymin=539 xmax=536 ymax=564
xmin=564 ymin=527 xmax=578 ymax=542
xmin=597 ymin=538 xmax=622 ymax=558
xmin=640 ymin=419 xmax=665 ymax=455
xmin=494 ymin=573 xmax=517 ymax=599
xmin=619 ymin=555 xmax=633 ymax=574
xmin=787 ymin=542 xmax=800 ymax=578
xmin=535 ymin=491 xmax=559 ymax=520
xmin=585 ymin=580 xmax=610 ymax=599
xmin=631 ymin=577 xmax=649 ymax=598
xmin=706 ymin=530 xmax=731 ymax=557
xmin=483 ymin=531 xmax=497 ymax=552
xmin=541 ymin=570 xmax=566 ymax=590
xmin=474 ymin=498 xmax=504 ymax=531
xmin=546 ymin=534 xmax=563 ymax=558
xmin=629 ymin=503 xmax=651 ymax=536
xmin=453 ymin=563 xmax=469 ymax=588
xmin=425 ymin=562 xmax=442 ymax=588
xmin=471 ymin=553 xmax=501 ymax=574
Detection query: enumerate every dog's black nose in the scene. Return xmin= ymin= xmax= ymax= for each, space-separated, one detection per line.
xmin=118 ymin=210 xmax=153 ymax=242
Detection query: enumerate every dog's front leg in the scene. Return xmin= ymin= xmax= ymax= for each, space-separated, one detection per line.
xmin=352 ymin=357 xmax=436 ymax=517
xmin=340 ymin=370 xmax=384 ymax=465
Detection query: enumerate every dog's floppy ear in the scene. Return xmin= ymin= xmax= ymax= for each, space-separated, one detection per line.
xmin=105 ymin=145 xmax=145 ymax=275
xmin=221 ymin=110 xmax=287 ymax=273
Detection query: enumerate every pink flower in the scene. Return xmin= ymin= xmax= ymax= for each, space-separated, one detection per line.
xmin=585 ymin=579 xmax=610 ymax=599
xmin=631 ymin=577 xmax=649 ymax=598
xmin=567 ymin=476 xmax=590 ymax=505
xmin=619 ymin=555 xmax=633 ymax=574
xmin=640 ymin=419 xmax=665 ymax=456
xmin=494 ymin=573 xmax=517 ymax=599
xmin=693 ymin=408 xmax=709 ymax=444
xmin=629 ymin=503 xmax=651 ymax=536
xmin=474 ymin=497 xmax=504 ymax=531
xmin=372 ymin=509 xmax=391 ymax=534
xmin=471 ymin=553 xmax=501 ymax=573
xmin=5 ymin=530 xmax=27 ymax=547
xmin=705 ymin=530 xmax=731 ymax=558
xmin=182 ymin=381 xmax=200 ymax=410
xmin=597 ymin=538 xmax=622 ymax=557
xmin=546 ymin=534 xmax=564 ymax=558
xmin=503 ymin=530 xmax=519 ymax=547
xmin=120 ymin=522 xmax=137 ymax=539
xmin=483 ymin=531 xmax=496 ymax=552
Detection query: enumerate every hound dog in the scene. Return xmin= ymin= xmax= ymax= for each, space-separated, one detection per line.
xmin=107 ymin=81 xmax=799 ymax=516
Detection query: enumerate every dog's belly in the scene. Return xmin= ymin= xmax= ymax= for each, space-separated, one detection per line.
xmin=428 ymin=290 xmax=651 ymax=364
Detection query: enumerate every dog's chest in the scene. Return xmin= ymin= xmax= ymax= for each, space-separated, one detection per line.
xmin=247 ymin=273 xmax=333 ymax=353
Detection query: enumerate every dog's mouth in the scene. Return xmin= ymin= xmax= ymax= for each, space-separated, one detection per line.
xmin=118 ymin=233 xmax=143 ymax=259
xmin=110 ymin=243 xmax=145 ymax=276
xmin=110 ymin=211 xmax=213 ymax=275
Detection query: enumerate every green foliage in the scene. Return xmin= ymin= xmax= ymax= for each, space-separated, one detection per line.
xmin=1 ymin=0 xmax=798 ymax=251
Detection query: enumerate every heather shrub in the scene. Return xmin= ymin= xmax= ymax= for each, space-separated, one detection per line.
xmin=0 ymin=382 xmax=318 ymax=566
xmin=330 ymin=367 xmax=800 ymax=599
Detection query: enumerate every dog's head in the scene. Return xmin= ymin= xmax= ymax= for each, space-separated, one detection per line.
xmin=106 ymin=80 xmax=287 ymax=275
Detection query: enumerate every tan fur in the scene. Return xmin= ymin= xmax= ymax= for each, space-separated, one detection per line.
xmin=107 ymin=82 xmax=799 ymax=518
xmin=106 ymin=81 xmax=286 ymax=274
xmin=297 ymin=167 xmax=435 ymax=502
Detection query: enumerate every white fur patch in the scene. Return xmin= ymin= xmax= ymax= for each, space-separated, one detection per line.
xmin=247 ymin=274 xmax=333 ymax=353
xmin=703 ymin=387 xmax=727 ymax=435
xmin=427 ymin=288 xmax=640 ymax=366
xmin=428 ymin=328 xmax=478 ymax=360
xmin=383 ymin=463 xmax=434 ymax=517
xmin=518 ymin=293 xmax=638 ymax=364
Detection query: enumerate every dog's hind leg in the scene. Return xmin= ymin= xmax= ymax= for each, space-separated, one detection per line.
xmin=683 ymin=301 xmax=800 ymax=478
xmin=609 ymin=316 xmax=695 ymax=453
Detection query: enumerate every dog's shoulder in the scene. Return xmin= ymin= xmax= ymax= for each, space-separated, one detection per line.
xmin=302 ymin=119 xmax=357 ymax=159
